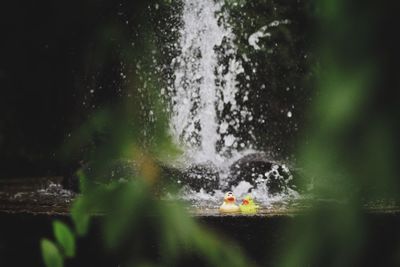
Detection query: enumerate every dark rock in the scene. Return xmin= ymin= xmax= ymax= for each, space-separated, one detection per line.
xmin=64 ymin=154 xmax=304 ymax=196
xmin=158 ymin=163 xmax=185 ymax=190
xmin=100 ymin=159 xmax=138 ymax=182
xmin=228 ymin=153 xmax=295 ymax=195
xmin=65 ymin=159 xmax=138 ymax=192
xmin=180 ymin=163 xmax=220 ymax=193
xmin=66 ymin=159 xmax=220 ymax=194
xmin=287 ymin=168 xmax=312 ymax=193
xmin=150 ymin=162 xmax=221 ymax=193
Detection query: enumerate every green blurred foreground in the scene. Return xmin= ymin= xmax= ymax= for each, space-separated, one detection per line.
xmin=41 ymin=0 xmax=399 ymax=266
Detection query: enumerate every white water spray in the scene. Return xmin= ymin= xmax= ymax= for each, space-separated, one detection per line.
xmin=162 ymin=0 xmax=301 ymax=205
xmin=169 ymin=0 xmax=249 ymax=165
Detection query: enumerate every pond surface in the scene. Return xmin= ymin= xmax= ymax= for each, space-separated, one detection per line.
xmin=1 ymin=176 xmax=399 ymax=217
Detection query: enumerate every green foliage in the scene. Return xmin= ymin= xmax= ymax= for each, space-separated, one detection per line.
xmin=71 ymin=196 xmax=91 ymax=236
xmin=275 ymin=0 xmax=399 ymax=266
xmin=67 ymin=174 xmax=253 ymax=266
xmin=41 ymin=239 xmax=63 ymax=267
xmin=39 ymin=0 xmax=400 ymax=266
xmin=101 ymin=181 xmax=149 ymax=249
xmin=41 ymin=221 xmax=76 ymax=266
xmin=53 ymin=221 xmax=76 ymax=258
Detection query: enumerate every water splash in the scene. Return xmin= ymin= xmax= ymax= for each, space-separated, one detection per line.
xmin=248 ymin=19 xmax=291 ymax=50
xmin=162 ymin=0 xmax=302 ymax=205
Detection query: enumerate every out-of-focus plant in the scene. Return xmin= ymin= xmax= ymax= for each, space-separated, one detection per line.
xmin=277 ymin=0 xmax=399 ymax=266
xmin=40 ymin=1 xmax=252 ymax=266
xmin=41 ymin=221 xmax=76 ymax=267
xmin=42 ymin=110 xmax=251 ymax=267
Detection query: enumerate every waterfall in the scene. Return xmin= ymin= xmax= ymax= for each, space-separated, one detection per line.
xmin=169 ymin=0 xmax=249 ymax=165
xmin=159 ymin=0 xmax=301 ymax=203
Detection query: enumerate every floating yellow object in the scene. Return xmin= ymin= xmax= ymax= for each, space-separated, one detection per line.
xmin=239 ymin=195 xmax=259 ymax=214
xmin=219 ymin=192 xmax=240 ymax=213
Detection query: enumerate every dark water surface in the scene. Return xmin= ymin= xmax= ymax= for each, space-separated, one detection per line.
xmin=1 ymin=208 xmax=400 ymax=266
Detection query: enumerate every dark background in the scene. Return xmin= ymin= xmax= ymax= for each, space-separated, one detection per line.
xmin=0 ymin=0 xmax=314 ymax=179
xmin=0 ymin=0 xmax=100 ymax=178
xmin=0 ymin=0 xmax=154 ymax=179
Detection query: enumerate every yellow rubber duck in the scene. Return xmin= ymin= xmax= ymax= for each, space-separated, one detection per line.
xmin=219 ymin=191 xmax=240 ymax=213
xmin=239 ymin=195 xmax=259 ymax=214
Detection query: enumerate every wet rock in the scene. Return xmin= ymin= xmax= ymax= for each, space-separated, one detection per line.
xmin=158 ymin=163 xmax=185 ymax=190
xmin=180 ymin=163 xmax=220 ymax=193
xmin=156 ymin=162 xmax=220 ymax=193
xmin=228 ymin=153 xmax=294 ymax=195
xmin=287 ymin=168 xmax=311 ymax=193
xmin=92 ymin=160 xmax=133 ymax=182
xmin=65 ymin=159 xmax=138 ymax=192
xmin=66 ymin=159 xmax=220 ymax=194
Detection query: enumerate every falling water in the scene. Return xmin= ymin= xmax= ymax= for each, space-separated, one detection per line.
xmin=169 ymin=0 xmax=250 ymax=166
xmin=161 ymin=0 xmax=302 ymax=204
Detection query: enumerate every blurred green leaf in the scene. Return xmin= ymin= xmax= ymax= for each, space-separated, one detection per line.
xmin=71 ymin=196 xmax=91 ymax=236
xmin=41 ymin=239 xmax=64 ymax=267
xmin=158 ymin=202 xmax=250 ymax=267
xmin=102 ymin=181 xmax=148 ymax=249
xmin=77 ymin=169 xmax=90 ymax=194
xmin=314 ymin=67 xmax=371 ymax=133
xmin=53 ymin=221 xmax=76 ymax=258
